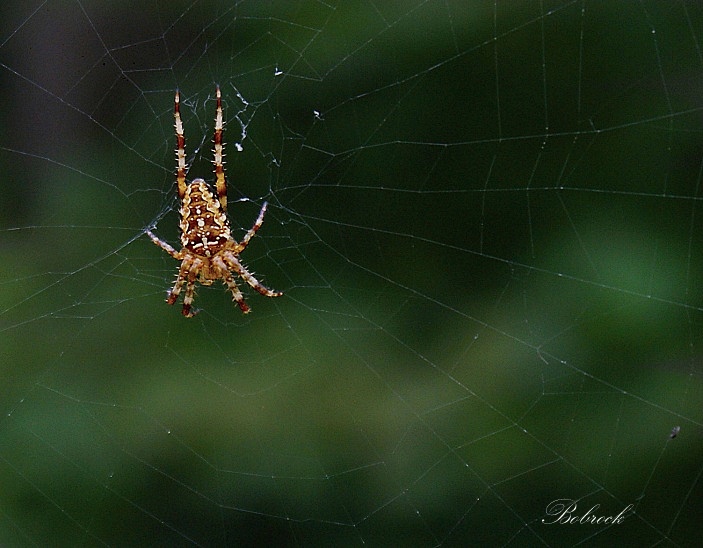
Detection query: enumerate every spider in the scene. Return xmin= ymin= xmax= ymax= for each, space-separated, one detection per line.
xmin=146 ymin=86 xmax=282 ymax=317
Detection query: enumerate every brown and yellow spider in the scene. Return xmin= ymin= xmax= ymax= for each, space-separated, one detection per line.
xmin=146 ymin=86 xmax=282 ymax=317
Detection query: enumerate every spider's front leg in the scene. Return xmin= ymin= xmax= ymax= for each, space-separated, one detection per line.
xmin=180 ymin=269 xmax=199 ymax=317
xmin=213 ymin=256 xmax=251 ymax=313
xmin=166 ymin=256 xmax=202 ymax=317
xmin=223 ymin=252 xmax=283 ymax=299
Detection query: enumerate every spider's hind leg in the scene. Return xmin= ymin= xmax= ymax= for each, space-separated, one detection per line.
xmin=213 ymin=85 xmax=228 ymax=212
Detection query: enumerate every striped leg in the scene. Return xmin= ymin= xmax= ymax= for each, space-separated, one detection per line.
xmin=146 ymin=229 xmax=179 ymax=259
xmin=213 ymin=85 xmax=227 ymax=212
xmin=223 ymin=252 xmax=283 ymax=298
xmin=237 ymin=202 xmax=269 ymax=253
xmin=166 ymin=256 xmax=194 ymax=306
xmin=213 ymin=256 xmax=250 ymax=313
xmin=165 ymin=256 xmax=202 ymax=317
xmin=180 ymin=268 xmax=199 ymax=317
xmin=174 ymin=90 xmax=187 ymax=200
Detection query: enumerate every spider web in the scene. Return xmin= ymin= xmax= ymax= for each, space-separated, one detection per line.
xmin=1 ymin=0 xmax=702 ymax=545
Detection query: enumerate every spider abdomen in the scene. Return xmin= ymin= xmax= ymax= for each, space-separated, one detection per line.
xmin=179 ymin=178 xmax=232 ymax=257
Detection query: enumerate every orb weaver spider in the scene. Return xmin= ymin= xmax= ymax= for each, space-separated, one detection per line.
xmin=146 ymin=86 xmax=282 ymax=317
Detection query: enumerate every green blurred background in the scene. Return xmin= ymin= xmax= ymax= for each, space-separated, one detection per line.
xmin=1 ymin=1 xmax=702 ymax=546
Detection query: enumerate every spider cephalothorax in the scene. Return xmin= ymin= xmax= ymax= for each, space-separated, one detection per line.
xmin=146 ymin=86 xmax=282 ymax=317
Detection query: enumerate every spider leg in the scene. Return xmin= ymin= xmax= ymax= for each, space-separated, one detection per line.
xmin=213 ymin=85 xmax=228 ymax=213
xmin=213 ymin=256 xmax=251 ymax=313
xmin=180 ymin=266 xmax=200 ymax=317
xmin=223 ymin=252 xmax=283 ymax=298
xmin=146 ymin=229 xmax=180 ymax=260
xmin=174 ymin=90 xmax=187 ymax=200
xmin=235 ymin=202 xmax=269 ymax=253
xmin=165 ymin=256 xmax=202 ymax=318
xmin=165 ymin=256 xmax=192 ymax=306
